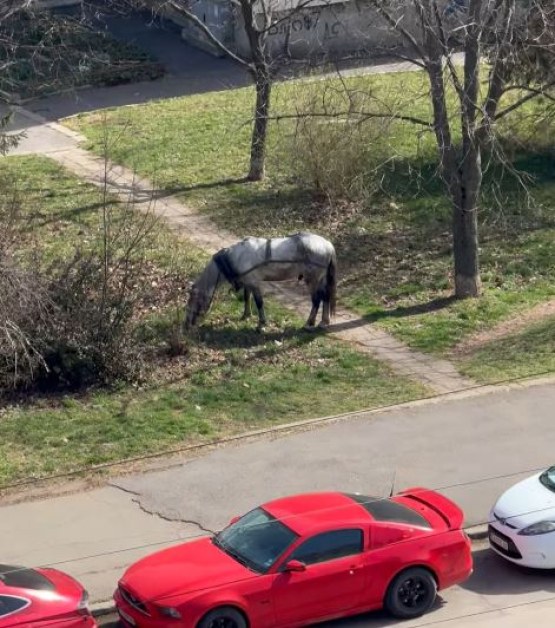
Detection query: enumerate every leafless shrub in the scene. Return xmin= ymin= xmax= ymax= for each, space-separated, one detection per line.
xmin=0 ymin=254 xmax=52 ymax=389
xmin=0 ymin=168 xmax=165 ymax=392
xmin=277 ymin=80 xmax=392 ymax=204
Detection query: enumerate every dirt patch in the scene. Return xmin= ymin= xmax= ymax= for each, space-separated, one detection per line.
xmin=454 ymin=298 xmax=555 ymax=356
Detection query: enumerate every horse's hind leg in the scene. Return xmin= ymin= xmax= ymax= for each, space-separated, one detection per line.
xmin=241 ymin=288 xmax=252 ymax=320
xmin=305 ymin=288 xmax=321 ymax=330
xmin=252 ymin=287 xmax=267 ymax=331
xmin=320 ymin=300 xmax=331 ymax=328
xmin=319 ymin=279 xmax=331 ymax=328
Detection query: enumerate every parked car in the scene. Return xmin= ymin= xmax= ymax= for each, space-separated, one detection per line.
xmin=0 ymin=563 xmax=96 ymax=627
xmin=115 ymin=489 xmax=472 ymax=628
xmin=489 ymin=464 xmax=555 ymax=568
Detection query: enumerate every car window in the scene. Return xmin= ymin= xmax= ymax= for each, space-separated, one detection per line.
xmin=289 ymin=529 xmax=363 ymax=565
xmin=345 ymin=494 xmax=432 ymax=529
xmin=0 ymin=595 xmax=30 ymax=618
xmin=0 ymin=565 xmax=54 ymax=591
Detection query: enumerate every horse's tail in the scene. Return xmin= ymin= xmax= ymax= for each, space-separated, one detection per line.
xmin=326 ymin=251 xmax=337 ymax=317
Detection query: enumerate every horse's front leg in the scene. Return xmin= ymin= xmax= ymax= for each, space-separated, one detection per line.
xmin=241 ymin=288 xmax=252 ymax=320
xmin=252 ymin=287 xmax=267 ymax=332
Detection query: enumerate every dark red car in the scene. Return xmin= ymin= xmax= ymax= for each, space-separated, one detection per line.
xmin=0 ymin=564 xmax=96 ymax=628
xmin=115 ymin=489 xmax=472 ymax=628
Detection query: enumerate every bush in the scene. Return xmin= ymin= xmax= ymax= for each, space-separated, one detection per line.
xmin=277 ymin=82 xmax=392 ymax=203
xmin=0 ymin=188 xmax=163 ymax=392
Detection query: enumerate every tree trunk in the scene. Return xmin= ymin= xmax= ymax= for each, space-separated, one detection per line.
xmin=452 ymin=196 xmax=482 ymax=298
xmin=452 ymin=146 xmax=483 ymax=298
xmin=248 ymin=72 xmax=272 ymax=182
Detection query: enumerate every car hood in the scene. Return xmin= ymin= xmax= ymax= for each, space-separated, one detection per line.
xmin=492 ymin=473 xmax=555 ymax=529
xmin=120 ymin=537 xmax=253 ymax=602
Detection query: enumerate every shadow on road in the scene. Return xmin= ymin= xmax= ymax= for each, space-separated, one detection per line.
xmin=461 ymin=547 xmax=555 ymax=596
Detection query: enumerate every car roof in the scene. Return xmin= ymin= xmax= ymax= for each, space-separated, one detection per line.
xmin=262 ymin=492 xmax=372 ymax=536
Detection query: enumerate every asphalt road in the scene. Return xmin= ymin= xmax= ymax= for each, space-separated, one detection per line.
xmin=112 ymin=379 xmax=555 ymax=533
xmin=97 ymin=541 xmax=555 ymax=627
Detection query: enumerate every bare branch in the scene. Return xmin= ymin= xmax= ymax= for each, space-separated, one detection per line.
xmin=370 ymin=0 xmax=428 ymax=61
xmin=269 ymin=109 xmax=432 ymax=127
xmin=495 ymin=80 xmax=555 ymax=120
xmin=157 ymin=0 xmax=253 ymax=69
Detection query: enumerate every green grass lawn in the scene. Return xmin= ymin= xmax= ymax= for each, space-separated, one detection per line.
xmin=459 ymin=315 xmax=555 ymax=383
xmin=0 ymin=155 xmax=427 ymax=486
xmin=64 ymin=69 xmax=555 ymax=383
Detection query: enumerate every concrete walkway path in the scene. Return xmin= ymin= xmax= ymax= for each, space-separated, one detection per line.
xmin=5 ymin=105 xmax=474 ymax=394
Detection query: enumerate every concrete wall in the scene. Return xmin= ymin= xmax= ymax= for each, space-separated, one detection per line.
xmin=233 ymin=1 xmax=417 ymax=60
xmin=170 ymin=0 xmax=470 ymax=61
xmin=162 ymin=0 xmax=235 ymax=58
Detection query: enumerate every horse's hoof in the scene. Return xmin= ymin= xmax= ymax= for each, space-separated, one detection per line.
xmin=318 ymin=321 xmax=330 ymax=330
xmin=303 ymin=324 xmax=316 ymax=332
xmin=240 ymin=314 xmax=251 ymax=321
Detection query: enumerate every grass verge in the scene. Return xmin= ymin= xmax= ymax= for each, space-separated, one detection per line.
xmin=458 ymin=316 xmax=555 ymax=383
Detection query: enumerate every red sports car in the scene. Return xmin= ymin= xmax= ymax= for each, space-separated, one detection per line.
xmin=115 ymin=489 xmax=472 ymax=628
xmin=0 ymin=564 xmax=96 ymax=627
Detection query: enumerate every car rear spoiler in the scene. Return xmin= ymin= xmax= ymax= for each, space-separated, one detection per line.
xmin=398 ymin=487 xmax=464 ymax=530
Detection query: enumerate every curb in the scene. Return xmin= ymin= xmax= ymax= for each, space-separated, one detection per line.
xmin=14 ymin=106 xmax=87 ymax=143
xmin=89 ymin=527 xmax=490 ymax=617
xmin=466 ymin=525 xmax=488 ymax=541
xmin=91 ymin=601 xmax=116 ymax=618
xmin=3 ymin=373 xmax=555 ymax=497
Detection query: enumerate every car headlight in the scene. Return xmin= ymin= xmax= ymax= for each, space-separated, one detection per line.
xmin=158 ymin=606 xmax=182 ymax=619
xmin=519 ymin=521 xmax=555 ymax=536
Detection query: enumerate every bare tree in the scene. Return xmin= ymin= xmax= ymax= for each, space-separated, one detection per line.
xmin=362 ymin=0 xmax=555 ymax=298
xmin=141 ymin=0 xmax=325 ymax=181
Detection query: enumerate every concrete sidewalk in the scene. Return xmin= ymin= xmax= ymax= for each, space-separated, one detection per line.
xmin=1 ymin=376 xmax=553 ymax=605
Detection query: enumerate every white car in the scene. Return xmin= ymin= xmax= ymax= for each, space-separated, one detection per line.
xmin=489 ymin=465 xmax=555 ymax=568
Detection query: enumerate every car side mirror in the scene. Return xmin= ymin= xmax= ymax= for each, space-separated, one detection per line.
xmin=229 ymin=516 xmax=240 ymax=525
xmin=284 ymin=560 xmax=306 ymax=572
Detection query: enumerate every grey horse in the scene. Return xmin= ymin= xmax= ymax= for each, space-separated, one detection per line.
xmin=184 ymin=232 xmax=337 ymax=331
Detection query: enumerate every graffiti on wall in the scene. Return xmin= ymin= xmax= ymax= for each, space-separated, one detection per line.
xmin=268 ymin=9 xmax=342 ymax=39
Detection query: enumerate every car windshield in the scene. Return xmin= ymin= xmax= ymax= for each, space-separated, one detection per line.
xmin=539 ymin=467 xmax=555 ymax=492
xmin=213 ymin=508 xmax=298 ymax=573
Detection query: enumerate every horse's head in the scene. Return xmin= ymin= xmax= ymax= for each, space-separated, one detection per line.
xmin=183 ymin=258 xmax=224 ymax=332
xmin=184 ymin=268 xmax=221 ymax=331
xmin=184 ymin=284 xmax=208 ymax=331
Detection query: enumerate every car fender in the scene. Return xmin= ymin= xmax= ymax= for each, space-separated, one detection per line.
xmin=383 ymin=561 xmax=439 ymax=596
xmin=188 ymin=592 xmax=252 ymax=627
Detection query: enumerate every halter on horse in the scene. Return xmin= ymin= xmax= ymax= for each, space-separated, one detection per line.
xmin=184 ymin=232 xmax=337 ymax=331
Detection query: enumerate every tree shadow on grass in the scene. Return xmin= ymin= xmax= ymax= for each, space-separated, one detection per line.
xmin=132 ymin=177 xmax=250 ymax=201
xmin=363 ymin=296 xmax=458 ymax=323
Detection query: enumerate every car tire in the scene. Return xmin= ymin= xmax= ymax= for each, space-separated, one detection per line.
xmin=197 ymin=606 xmax=248 ymax=628
xmin=384 ymin=567 xmax=437 ymax=619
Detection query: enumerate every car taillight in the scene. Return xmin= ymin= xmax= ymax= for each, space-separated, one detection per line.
xmin=77 ymin=590 xmax=90 ymax=615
